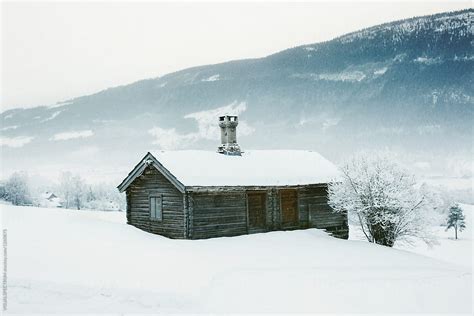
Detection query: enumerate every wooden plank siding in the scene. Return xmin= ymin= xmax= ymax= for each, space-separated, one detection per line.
xmin=126 ymin=166 xmax=185 ymax=239
xmin=247 ymin=191 xmax=269 ymax=234
xmin=280 ymin=189 xmax=299 ymax=230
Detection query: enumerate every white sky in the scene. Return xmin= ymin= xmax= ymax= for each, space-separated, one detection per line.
xmin=1 ymin=1 xmax=471 ymax=111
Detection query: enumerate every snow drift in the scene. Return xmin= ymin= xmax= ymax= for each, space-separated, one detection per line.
xmin=1 ymin=204 xmax=472 ymax=313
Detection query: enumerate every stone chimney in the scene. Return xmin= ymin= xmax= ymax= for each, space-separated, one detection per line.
xmin=217 ymin=115 xmax=241 ymax=156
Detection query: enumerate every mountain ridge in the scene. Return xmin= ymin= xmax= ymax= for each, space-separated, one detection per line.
xmin=1 ymin=9 xmax=473 ymax=181
xmin=4 ymin=8 xmax=471 ymax=114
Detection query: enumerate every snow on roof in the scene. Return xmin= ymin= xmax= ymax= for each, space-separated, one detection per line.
xmin=150 ymin=150 xmax=340 ymax=187
xmin=41 ymin=192 xmax=58 ymax=200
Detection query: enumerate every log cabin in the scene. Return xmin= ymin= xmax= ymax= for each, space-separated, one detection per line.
xmin=117 ymin=115 xmax=348 ymax=239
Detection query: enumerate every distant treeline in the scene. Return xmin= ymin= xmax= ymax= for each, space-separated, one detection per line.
xmin=0 ymin=171 xmax=125 ymax=211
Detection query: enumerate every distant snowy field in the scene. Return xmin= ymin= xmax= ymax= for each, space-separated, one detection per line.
xmin=1 ymin=204 xmax=472 ymax=313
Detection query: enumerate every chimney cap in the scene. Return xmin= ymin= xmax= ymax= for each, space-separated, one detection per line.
xmin=219 ymin=115 xmax=238 ymax=121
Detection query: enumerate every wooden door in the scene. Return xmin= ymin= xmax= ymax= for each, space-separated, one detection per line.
xmin=280 ymin=189 xmax=298 ymax=226
xmin=247 ymin=192 xmax=267 ymax=229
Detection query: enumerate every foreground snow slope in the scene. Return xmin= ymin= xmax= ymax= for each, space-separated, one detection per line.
xmin=2 ymin=205 xmax=472 ymax=313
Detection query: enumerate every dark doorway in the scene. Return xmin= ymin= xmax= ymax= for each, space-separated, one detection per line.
xmin=247 ymin=192 xmax=267 ymax=231
xmin=280 ymin=189 xmax=298 ymax=226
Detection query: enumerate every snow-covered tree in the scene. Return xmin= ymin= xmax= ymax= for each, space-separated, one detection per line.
xmin=0 ymin=183 xmax=6 ymax=200
xmin=446 ymin=204 xmax=466 ymax=240
xmin=328 ymin=154 xmax=437 ymax=247
xmin=4 ymin=171 xmax=31 ymax=205
xmin=83 ymin=183 xmax=126 ymax=211
xmin=57 ymin=172 xmax=125 ymax=211
xmin=71 ymin=175 xmax=86 ymax=210
xmin=85 ymin=186 xmax=96 ymax=203
xmin=58 ymin=172 xmax=86 ymax=210
xmin=58 ymin=172 xmax=74 ymax=208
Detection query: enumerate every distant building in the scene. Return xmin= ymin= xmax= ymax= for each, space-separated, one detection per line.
xmin=117 ymin=116 xmax=348 ymax=239
xmin=40 ymin=191 xmax=62 ymax=208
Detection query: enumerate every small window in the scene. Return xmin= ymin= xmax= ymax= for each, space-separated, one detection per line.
xmin=150 ymin=195 xmax=162 ymax=221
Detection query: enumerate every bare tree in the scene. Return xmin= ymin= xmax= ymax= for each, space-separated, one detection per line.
xmin=4 ymin=171 xmax=31 ymax=205
xmin=328 ymin=154 xmax=437 ymax=247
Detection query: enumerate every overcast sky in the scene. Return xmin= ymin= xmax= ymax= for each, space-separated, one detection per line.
xmin=1 ymin=1 xmax=471 ymax=111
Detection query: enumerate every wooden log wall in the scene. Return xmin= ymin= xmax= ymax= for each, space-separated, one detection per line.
xmin=190 ymin=191 xmax=248 ymax=239
xmin=125 ymin=167 xmax=347 ymax=240
xmin=126 ymin=166 xmax=185 ymax=239
xmin=298 ymin=185 xmax=348 ymax=239
xmin=126 ymin=190 xmax=131 ymax=225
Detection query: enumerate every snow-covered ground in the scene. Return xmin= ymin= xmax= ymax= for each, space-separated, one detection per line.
xmin=395 ymin=204 xmax=472 ymax=268
xmin=350 ymin=204 xmax=473 ymax=268
xmin=1 ymin=204 xmax=472 ymax=313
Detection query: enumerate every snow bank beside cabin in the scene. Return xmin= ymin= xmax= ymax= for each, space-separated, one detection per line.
xmin=1 ymin=204 xmax=471 ymax=313
xmin=151 ymin=150 xmax=341 ymax=186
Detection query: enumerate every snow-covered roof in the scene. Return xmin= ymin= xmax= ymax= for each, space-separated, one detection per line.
xmin=41 ymin=192 xmax=58 ymax=200
xmin=118 ymin=150 xmax=340 ymax=192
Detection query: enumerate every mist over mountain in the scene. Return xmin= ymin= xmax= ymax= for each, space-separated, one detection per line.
xmin=1 ymin=9 xmax=473 ymax=182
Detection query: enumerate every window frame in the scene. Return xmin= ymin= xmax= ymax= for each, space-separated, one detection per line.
xmin=149 ymin=194 xmax=163 ymax=221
